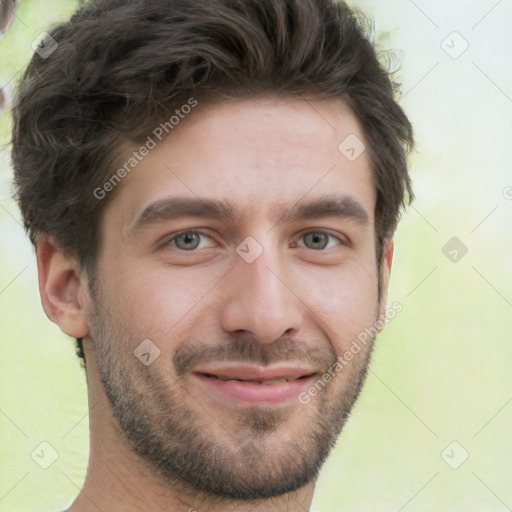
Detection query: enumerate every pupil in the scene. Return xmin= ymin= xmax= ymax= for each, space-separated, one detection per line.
xmin=306 ymin=233 xmax=327 ymax=249
xmin=178 ymin=232 xmax=199 ymax=249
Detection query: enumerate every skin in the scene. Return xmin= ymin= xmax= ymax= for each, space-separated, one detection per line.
xmin=38 ymin=95 xmax=393 ymax=512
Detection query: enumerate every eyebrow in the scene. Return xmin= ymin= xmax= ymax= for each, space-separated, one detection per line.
xmin=129 ymin=194 xmax=370 ymax=234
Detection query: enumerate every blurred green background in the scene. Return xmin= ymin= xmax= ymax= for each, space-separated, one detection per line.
xmin=1 ymin=1 xmax=511 ymax=511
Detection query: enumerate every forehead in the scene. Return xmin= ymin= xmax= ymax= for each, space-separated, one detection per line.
xmin=101 ymin=95 xmax=375 ymax=232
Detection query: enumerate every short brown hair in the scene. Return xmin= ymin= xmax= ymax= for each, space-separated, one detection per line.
xmin=12 ymin=0 xmax=413 ymax=361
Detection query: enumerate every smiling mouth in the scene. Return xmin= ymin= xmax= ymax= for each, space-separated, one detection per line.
xmin=193 ymin=370 xmax=319 ymax=404
xmin=191 ymin=362 xmax=321 ymax=403
xmin=198 ymin=372 xmax=315 ymax=385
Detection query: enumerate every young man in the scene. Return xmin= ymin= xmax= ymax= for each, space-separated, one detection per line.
xmin=12 ymin=0 xmax=414 ymax=510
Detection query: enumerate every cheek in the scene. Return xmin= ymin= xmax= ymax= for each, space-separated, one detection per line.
xmin=103 ymin=262 xmax=223 ymax=341
xmin=298 ymin=265 xmax=379 ymax=353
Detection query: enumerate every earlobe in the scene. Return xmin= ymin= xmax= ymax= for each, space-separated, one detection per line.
xmin=377 ymin=238 xmax=394 ymax=331
xmin=37 ymin=236 xmax=90 ymax=338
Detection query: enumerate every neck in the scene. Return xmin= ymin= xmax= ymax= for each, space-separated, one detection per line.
xmin=67 ymin=354 xmax=317 ymax=512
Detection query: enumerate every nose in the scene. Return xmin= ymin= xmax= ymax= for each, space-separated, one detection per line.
xmin=219 ymin=246 xmax=304 ymax=344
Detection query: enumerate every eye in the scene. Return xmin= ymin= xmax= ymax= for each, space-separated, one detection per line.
xmin=299 ymin=231 xmax=343 ymax=250
xmin=166 ymin=230 xmax=215 ymax=251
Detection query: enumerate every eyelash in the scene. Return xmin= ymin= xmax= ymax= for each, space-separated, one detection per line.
xmin=162 ymin=229 xmax=347 ymax=251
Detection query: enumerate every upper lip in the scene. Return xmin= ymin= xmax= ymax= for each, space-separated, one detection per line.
xmin=194 ymin=363 xmax=318 ymax=382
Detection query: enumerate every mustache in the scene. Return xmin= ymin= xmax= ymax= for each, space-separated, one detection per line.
xmin=173 ymin=335 xmax=337 ymax=377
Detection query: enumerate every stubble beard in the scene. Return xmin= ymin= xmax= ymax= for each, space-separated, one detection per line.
xmin=88 ymin=297 xmax=377 ymax=501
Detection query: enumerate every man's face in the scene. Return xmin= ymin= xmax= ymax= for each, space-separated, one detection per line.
xmin=86 ymin=96 xmax=389 ymax=499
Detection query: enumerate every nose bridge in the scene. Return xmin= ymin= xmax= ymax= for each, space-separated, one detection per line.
xmin=242 ymin=252 xmax=287 ymax=309
xmin=220 ymin=240 xmax=303 ymax=343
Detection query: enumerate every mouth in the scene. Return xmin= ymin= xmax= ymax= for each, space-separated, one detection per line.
xmin=199 ymin=372 xmax=313 ymax=385
xmin=192 ymin=364 xmax=318 ymax=404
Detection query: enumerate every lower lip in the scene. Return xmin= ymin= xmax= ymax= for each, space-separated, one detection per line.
xmin=194 ymin=373 xmax=316 ymax=404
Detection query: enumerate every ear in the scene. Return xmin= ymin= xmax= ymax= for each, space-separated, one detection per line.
xmin=37 ymin=235 xmax=90 ymax=338
xmin=377 ymin=238 xmax=394 ymax=331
